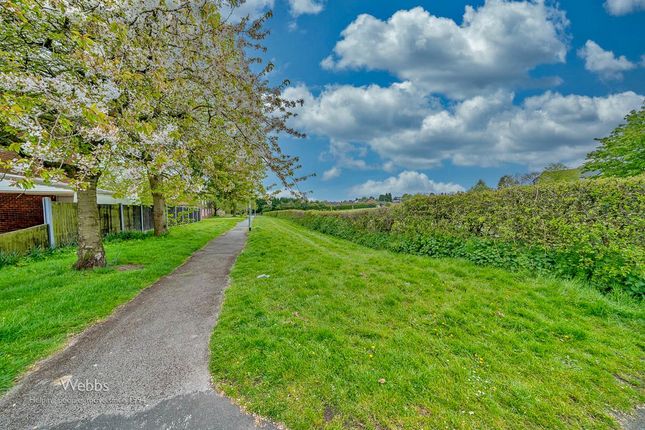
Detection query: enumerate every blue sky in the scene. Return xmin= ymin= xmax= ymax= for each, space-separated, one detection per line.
xmin=239 ymin=0 xmax=644 ymax=200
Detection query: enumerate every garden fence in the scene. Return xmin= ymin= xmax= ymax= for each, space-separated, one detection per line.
xmin=0 ymin=199 xmax=214 ymax=254
xmin=0 ymin=224 xmax=49 ymax=254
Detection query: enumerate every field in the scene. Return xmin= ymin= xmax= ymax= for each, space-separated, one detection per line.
xmin=0 ymin=217 xmax=239 ymax=392
xmin=210 ymin=217 xmax=644 ymax=429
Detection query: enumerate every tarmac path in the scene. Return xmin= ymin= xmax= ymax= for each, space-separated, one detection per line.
xmin=0 ymin=221 xmax=276 ymax=430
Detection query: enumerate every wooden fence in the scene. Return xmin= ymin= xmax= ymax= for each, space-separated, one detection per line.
xmin=0 ymin=224 xmax=49 ymax=254
xmin=1 ymin=200 xmax=205 ymax=254
xmin=52 ymin=201 xmax=78 ymax=246
xmin=167 ymin=206 xmax=201 ymax=226
xmin=98 ymin=204 xmax=121 ymax=236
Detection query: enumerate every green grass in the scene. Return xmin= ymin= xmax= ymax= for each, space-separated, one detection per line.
xmin=210 ymin=217 xmax=644 ymax=429
xmin=537 ymin=167 xmax=582 ymax=184
xmin=0 ymin=217 xmax=240 ymax=392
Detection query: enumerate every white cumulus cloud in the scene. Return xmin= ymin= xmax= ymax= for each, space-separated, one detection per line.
xmin=284 ymin=82 xmax=431 ymax=143
xmin=372 ymin=91 xmax=644 ymax=169
xmin=604 ymin=0 xmax=645 ymax=15
xmin=322 ymin=166 xmax=341 ymax=181
xmin=286 ymin=83 xmax=643 ymax=170
xmin=285 ymin=1 xmax=643 ymax=178
xmin=578 ymin=40 xmax=636 ymax=80
xmin=350 ymin=171 xmax=465 ymax=197
xmin=322 ymin=1 xmax=569 ymax=98
xmin=289 ymin=0 xmax=324 ymax=17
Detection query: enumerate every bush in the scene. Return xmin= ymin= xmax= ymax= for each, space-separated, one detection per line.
xmin=268 ymin=176 xmax=645 ymax=297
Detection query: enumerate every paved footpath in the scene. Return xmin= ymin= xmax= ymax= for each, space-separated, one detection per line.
xmin=0 ymin=221 xmax=277 ymax=430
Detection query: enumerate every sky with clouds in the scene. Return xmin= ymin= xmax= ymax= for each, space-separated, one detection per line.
xmin=239 ymin=0 xmax=644 ymax=200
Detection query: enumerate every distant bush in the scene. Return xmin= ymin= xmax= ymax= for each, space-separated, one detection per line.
xmin=258 ymin=197 xmax=379 ymax=213
xmin=268 ymin=176 xmax=645 ymax=297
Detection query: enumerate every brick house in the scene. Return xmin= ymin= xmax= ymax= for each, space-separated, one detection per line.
xmin=0 ymin=173 xmax=132 ymax=234
xmin=0 ymin=193 xmax=58 ymax=234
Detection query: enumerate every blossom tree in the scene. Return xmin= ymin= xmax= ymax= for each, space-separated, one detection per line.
xmin=0 ymin=0 xmax=305 ymax=267
xmin=0 ymin=0 xmax=121 ymax=269
xmin=107 ymin=0 xmax=305 ymax=235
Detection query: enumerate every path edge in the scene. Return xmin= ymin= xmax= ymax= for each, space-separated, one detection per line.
xmin=1 ymin=219 xmax=241 ymax=397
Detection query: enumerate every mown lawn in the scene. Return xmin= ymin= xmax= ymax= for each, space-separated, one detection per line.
xmin=210 ymin=217 xmax=644 ymax=430
xmin=0 ymin=217 xmax=240 ymax=392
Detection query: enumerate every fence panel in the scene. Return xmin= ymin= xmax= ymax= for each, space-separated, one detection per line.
xmin=167 ymin=206 xmax=200 ymax=226
xmin=142 ymin=206 xmax=154 ymax=231
xmin=2 ymin=201 xmax=205 ymax=255
xmin=52 ymin=202 xmax=78 ymax=246
xmin=178 ymin=206 xmax=186 ymax=224
xmin=122 ymin=205 xmax=141 ymax=231
xmin=98 ymin=204 xmax=121 ymax=236
xmin=167 ymin=207 xmax=175 ymax=227
xmin=0 ymin=224 xmax=49 ymax=254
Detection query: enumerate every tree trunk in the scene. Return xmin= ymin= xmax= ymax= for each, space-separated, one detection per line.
xmin=74 ymin=174 xmax=106 ymax=270
xmin=148 ymin=173 xmax=168 ymax=236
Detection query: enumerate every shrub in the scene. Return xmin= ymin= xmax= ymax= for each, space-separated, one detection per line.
xmin=268 ymin=176 xmax=645 ymax=297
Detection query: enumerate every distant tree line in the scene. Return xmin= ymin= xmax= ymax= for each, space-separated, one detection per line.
xmin=257 ymin=197 xmax=379 ymax=213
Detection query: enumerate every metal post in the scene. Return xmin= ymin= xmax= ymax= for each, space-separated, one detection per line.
xmin=248 ymin=202 xmax=252 ymax=231
xmin=119 ymin=204 xmax=125 ymax=232
xmin=42 ymin=197 xmax=55 ymax=249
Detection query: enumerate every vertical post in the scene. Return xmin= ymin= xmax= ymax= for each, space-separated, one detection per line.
xmin=174 ymin=206 xmax=178 ymax=225
xmin=140 ymin=205 xmax=144 ymax=231
xmin=248 ymin=201 xmax=252 ymax=231
xmin=42 ymin=197 xmax=56 ymax=249
xmin=119 ymin=204 xmax=125 ymax=232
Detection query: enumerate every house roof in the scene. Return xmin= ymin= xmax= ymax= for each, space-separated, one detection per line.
xmin=0 ymin=173 xmax=135 ymax=205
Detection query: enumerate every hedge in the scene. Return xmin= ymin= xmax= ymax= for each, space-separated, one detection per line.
xmin=267 ymin=176 xmax=645 ymax=297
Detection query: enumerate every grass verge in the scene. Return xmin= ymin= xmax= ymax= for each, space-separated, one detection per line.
xmin=210 ymin=217 xmax=644 ymax=429
xmin=0 ymin=217 xmax=240 ymax=392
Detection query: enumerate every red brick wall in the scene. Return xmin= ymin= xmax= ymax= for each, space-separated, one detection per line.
xmin=0 ymin=194 xmax=55 ymax=234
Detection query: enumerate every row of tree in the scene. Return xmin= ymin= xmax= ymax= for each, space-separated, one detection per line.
xmin=256 ymin=197 xmax=379 ymax=212
xmin=0 ymin=1 xmax=302 ymax=269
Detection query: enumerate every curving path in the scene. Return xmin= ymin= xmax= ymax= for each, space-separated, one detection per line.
xmin=0 ymin=221 xmax=276 ymax=430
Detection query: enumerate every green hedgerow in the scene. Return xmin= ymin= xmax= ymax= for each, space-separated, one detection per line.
xmin=268 ymin=175 xmax=645 ymax=297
